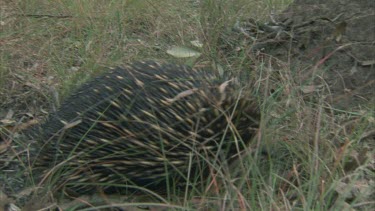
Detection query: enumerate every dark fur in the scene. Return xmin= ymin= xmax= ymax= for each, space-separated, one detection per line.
xmin=33 ymin=61 xmax=259 ymax=193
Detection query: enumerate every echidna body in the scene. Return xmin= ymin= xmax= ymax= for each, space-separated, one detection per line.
xmin=34 ymin=61 xmax=259 ymax=193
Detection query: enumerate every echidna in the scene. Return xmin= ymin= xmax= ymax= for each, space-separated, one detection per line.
xmin=33 ymin=61 xmax=259 ymax=193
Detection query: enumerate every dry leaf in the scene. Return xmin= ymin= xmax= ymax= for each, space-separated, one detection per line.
xmin=167 ymin=46 xmax=201 ymax=58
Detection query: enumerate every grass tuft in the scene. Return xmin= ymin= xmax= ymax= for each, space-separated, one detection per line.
xmin=1 ymin=0 xmax=373 ymax=210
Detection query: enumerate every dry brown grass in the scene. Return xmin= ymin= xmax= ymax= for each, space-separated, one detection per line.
xmin=1 ymin=0 xmax=373 ymax=210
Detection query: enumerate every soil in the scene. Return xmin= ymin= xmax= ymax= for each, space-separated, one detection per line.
xmin=220 ymin=2 xmax=375 ymax=209
xmin=267 ymin=0 xmax=374 ymax=109
xmin=255 ymin=0 xmax=375 ymax=208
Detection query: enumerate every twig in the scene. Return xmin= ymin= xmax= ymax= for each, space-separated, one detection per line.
xmin=18 ymin=14 xmax=73 ymax=19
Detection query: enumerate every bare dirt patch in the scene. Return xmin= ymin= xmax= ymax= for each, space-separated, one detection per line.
xmin=270 ymin=0 xmax=374 ymax=109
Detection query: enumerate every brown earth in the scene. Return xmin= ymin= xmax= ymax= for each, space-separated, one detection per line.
xmin=220 ymin=2 xmax=374 ymax=208
xmin=251 ymin=0 xmax=375 ymax=208
xmin=222 ymin=0 xmax=374 ymax=109
xmin=268 ymin=0 xmax=374 ymax=109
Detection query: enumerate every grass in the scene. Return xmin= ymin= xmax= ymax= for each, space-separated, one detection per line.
xmin=1 ymin=0 xmax=374 ymax=210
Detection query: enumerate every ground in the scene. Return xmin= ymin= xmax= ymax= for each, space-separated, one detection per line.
xmin=0 ymin=0 xmax=374 ymax=210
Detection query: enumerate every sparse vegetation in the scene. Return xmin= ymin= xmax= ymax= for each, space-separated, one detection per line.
xmin=1 ymin=0 xmax=373 ymax=210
